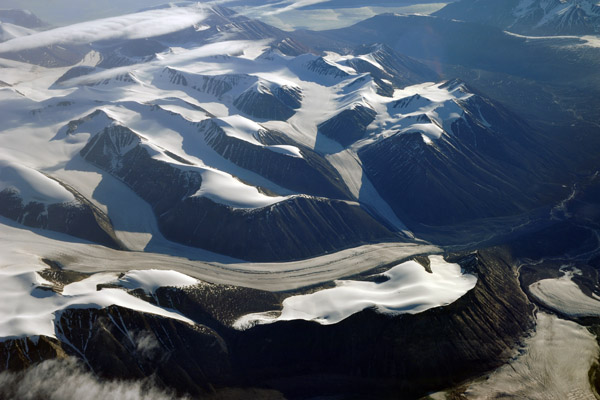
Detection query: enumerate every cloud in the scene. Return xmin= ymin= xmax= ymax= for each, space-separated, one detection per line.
xmin=0 ymin=358 xmax=190 ymax=400
xmin=134 ymin=331 xmax=161 ymax=360
xmin=0 ymin=5 xmax=208 ymax=54
xmin=261 ymin=0 xmax=331 ymax=16
xmin=244 ymin=4 xmax=448 ymax=31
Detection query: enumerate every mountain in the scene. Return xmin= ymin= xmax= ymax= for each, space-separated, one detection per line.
xmin=435 ymin=0 xmax=600 ymax=35
xmin=1 ymin=3 xmax=600 ymax=400
xmin=358 ymin=80 xmax=561 ymax=230
xmin=2 ymin=14 xmax=565 ymax=254
xmin=0 ymin=9 xmax=44 ymax=44
xmin=0 ymin=9 xmax=46 ymax=29
xmin=293 ymin=12 xmax=600 ymax=162
xmin=0 ymin=4 xmax=308 ymax=68
xmin=0 ymin=22 xmax=36 ymax=43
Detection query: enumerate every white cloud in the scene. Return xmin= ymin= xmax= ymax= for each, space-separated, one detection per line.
xmin=0 ymin=5 xmax=208 ymax=53
xmin=0 ymin=358 xmax=190 ymax=400
xmin=262 ymin=0 xmax=332 ymax=16
xmin=231 ymin=3 xmax=448 ymax=31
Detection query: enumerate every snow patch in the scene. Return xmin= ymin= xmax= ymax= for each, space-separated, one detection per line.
xmin=0 ymin=264 xmax=194 ymax=341
xmin=234 ymin=256 xmax=477 ymax=329
xmin=194 ymin=169 xmax=288 ymax=209
xmin=216 ymin=115 xmax=303 ymax=158
xmin=115 ymin=270 xmax=199 ymax=295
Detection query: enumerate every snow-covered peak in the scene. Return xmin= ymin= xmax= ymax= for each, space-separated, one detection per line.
xmin=513 ymin=0 xmax=600 ymax=32
xmin=0 ymin=261 xmax=196 ymax=341
xmin=192 ymin=168 xmax=288 ymax=209
xmin=216 ymin=114 xmax=264 ymax=146
xmin=0 ymin=22 xmax=36 ymax=43
xmin=115 ymin=269 xmax=200 ymax=295
xmin=436 ymin=0 xmax=600 ymax=35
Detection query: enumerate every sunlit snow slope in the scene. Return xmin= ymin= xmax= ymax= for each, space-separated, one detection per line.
xmin=0 ymin=2 xmax=554 ymax=261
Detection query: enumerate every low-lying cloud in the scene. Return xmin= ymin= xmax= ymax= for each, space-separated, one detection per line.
xmin=0 ymin=5 xmax=208 ymax=54
xmin=260 ymin=0 xmax=332 ymax=16
xmin=0 ymin=358 xmax=190 ymax=400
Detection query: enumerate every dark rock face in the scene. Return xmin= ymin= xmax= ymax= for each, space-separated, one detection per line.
xmin=0 ymin=188 xmax=122 ymax=249
xmin=318 ymin=104 xmax=376 ymax=147
xmin=55 ymin=306 xmax=231 ymax=396
xmin=193 ymin=74 xmax=249 ymax=97
xmin=80 ymin=125 xmax=203 ymax=217
xmin=203 ymin=120 xmax=351 ymax=199
xmin=272 ymin=37 xmax=311 ymax=57
xmin=160 ymin=195 xmax=397 ymax=262
xmin=96 ymin=39 xmax=166 ymax=69
xmin=0 ymin=336 xmax=66 ymax=372
xmin=0 ymin=306 xmax=232 ymax=398
xmin=159 ymin=69 xmax=252 ymax=98
xmin=272 ymin=85 xmax=303 ymax=109
xmin=53 ymin=66 xmax=98 ymax=86
xmin=359 ymin=90 xmax=562 ymax=228
xmin=80 ymin=125 xmax=396 ymax=261
xmin=233 ymin=84 xmax=298 ymax=121
xmin=158 ymin=69 xmax=302 ymax=122
xmin=306 ymin=57 xmax=349 ymax=78
xmin=348 ymin=44 xmax=439 ymax=95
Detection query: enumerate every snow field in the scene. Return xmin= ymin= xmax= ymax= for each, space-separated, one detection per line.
xmin=234 ymin=255 xmax=477 ymax=329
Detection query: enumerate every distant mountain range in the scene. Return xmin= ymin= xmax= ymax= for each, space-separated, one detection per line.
xmin=435 ymin=0 xmax=600 ymax=35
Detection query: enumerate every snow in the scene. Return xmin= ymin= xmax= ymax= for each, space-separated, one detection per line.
xmin=463 ymin=312 xmax=599 ymax=400
xmin=399 ymin=122 xmax=444 ymax=140
xmin=353 ymin=81 xmax=471 ymax=145
xmin=0 ymin=160 xmax=74 ymax=205
xmin=0 ymin=216 xmax=441 ymax=292
xmin=115 ymin=270 xmax=199 ymax=294
xmin=0 ymin=14 xmax=472 ymax=232
xmin=265 ymin=145 xmax=302 ymax=158
xmin=217 ymin=115 xmax=265 ymax=146
xmin=216 ymin=115 xmax=303 ymax=158
xmin=233 ymin=255 xmax=477 ymax=329
xmin=0 ymin=261 xmax=195 ymax=341
xmin=0 ymin=5 xmax=484 ymax=288
xmin=394 ymin=81 xmax=471 ymax=103
xmin=59 ymin=109 xmax=117 ymax=137
xmin=529 ymin=266 xmax=600 ymax=317
xmin=0 ymin=22 xmax=36 ymax=42
xmin=511 ymin=0 xmax=600 ymax=32
xmin=504 ymin=30 xmax=600 ymax=48
xmin=324 ymin=149 xmax=410 ymax=234
xmin=194 ymin=169 xmax=288 ymax=209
